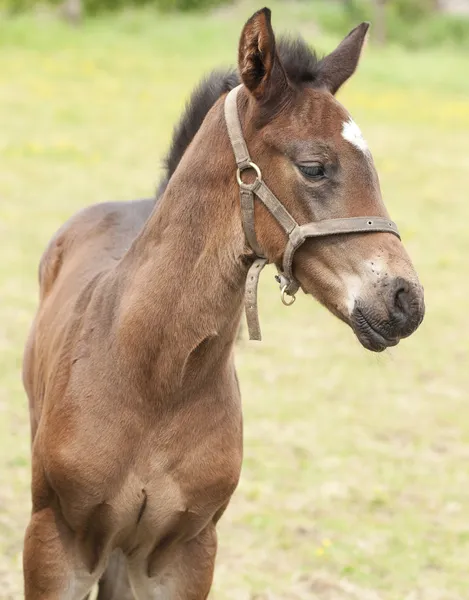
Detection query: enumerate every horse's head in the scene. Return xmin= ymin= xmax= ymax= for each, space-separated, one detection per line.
xmin=235 ymin=8 xmax=424 ymax=351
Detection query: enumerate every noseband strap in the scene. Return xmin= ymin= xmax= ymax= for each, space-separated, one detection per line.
xmin=224 ymin=85 xmax=400 ymax=341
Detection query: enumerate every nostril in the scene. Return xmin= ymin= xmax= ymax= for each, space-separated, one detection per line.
xmin=392 ymin=278 xmax=411 ymax=316
xmin=388 ymin=277 xmax=424 ymax=337
xmin=394 ymin=287 xmax=407 ymax=313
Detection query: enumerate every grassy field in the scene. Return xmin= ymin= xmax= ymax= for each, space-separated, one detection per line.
xmin=1 ymin=2 xmax=469 ymax=598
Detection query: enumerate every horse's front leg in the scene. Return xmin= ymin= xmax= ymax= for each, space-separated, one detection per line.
xmin=23 ymin=504 xmax=106 ymax=600
xmin=128 ymin=524 xmax=217 ymax=600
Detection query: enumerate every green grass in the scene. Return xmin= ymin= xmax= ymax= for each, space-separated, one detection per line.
xmin=1 ymin=2 xmax=469 ymax=598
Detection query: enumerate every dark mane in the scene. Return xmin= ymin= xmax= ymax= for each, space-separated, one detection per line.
xmin=157 ymin=35 xmax=319 ymax=196
xmin=277 ymin=36 xmax=320 ymax=86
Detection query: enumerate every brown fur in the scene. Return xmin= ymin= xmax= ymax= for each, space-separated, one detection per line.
xmin=22 ymin=8 xmax=424 ymax=599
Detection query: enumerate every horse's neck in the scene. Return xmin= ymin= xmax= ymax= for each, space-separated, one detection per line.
xmin=113 ymin=104 xmax=247 ymax=393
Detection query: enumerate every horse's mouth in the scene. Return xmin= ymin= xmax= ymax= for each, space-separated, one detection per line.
xmin=351 ymin=307 xmax=400 ymax=353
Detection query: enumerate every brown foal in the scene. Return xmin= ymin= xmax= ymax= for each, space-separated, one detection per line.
xmin=22 ymin=8 xmax=424 ymax=600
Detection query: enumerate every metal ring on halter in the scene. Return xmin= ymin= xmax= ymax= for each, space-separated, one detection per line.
xmin=236 ymin=161 xmax=262 ymax=189
xmin=281 ymin=285 xmax=296 ymax=306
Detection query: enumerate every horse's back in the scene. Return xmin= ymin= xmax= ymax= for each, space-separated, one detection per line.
xmin=39 ymin=198 xmax=156 ymax=300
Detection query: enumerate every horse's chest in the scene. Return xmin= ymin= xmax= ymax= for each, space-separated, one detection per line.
xmin=44 ymin=379 xmax=242 ymax=562
xmin=115 ymin=434 xmax=241 ymax=569
xmin=142 ymin=424 xmax=243 ymax=521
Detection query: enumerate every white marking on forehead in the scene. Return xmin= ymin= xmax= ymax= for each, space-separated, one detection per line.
xmin=342 ymin=117 xmax=368 ymax=153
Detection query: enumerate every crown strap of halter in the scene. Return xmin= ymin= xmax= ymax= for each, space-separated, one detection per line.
xmin=224 ymin=85 xmax=401 ymax=341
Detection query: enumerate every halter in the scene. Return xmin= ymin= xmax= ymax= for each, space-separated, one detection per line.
xmin=224 ymin=85 xmax=400 ymax=341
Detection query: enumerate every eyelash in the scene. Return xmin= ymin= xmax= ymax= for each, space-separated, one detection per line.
xmin=298 ymin=163 xmax=326 ymax=180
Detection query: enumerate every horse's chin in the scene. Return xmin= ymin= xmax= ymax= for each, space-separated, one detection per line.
xmin=350 ymin=306 xmax=401 ymax=353
xmin=303 ymin=289 xmax=401 ymax=353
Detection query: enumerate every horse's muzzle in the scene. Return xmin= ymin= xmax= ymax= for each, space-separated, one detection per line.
xmin=351 ymin=277 xmax=425 ymax=352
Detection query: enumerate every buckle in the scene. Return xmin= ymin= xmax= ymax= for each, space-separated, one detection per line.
xmin=236 ymin=161 xmax=262 ymax=190
xmin=275 ymin=274 xmax=296 ymax=307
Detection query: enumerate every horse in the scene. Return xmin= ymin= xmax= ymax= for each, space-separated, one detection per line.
xmin=22 ymin=8 xmax=425 ymax=599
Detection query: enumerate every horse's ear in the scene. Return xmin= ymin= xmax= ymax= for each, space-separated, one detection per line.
xmin=316 ymin=22 xmax=370 ymax=95
xmin=238 ymin=7 xmax=288 ymax=102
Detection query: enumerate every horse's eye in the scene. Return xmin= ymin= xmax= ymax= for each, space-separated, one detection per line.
xmin=298 ymin=163 xmax=326 ymax=180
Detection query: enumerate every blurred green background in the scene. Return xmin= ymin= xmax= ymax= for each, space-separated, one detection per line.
xmin=1 ymin=0 xmax=469 ymax=598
